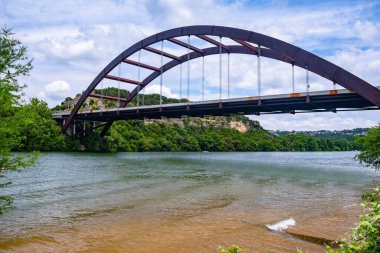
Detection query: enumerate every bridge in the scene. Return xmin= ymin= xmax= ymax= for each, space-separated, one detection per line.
xmin=56 ymin=25 xmax=380 ymax=136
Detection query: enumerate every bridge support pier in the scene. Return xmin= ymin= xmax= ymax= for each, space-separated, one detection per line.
xmin=62 ymin=121 xmax=81 ymax=137
xmin=64 ymin=123 xmax=74 ymax=136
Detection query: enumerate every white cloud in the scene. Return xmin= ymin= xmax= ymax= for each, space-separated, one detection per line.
xmin=18 ymin=26 xmax=81 ymax=43
xmin=353 ymin=20 xmax=380 ymax=43
xmin=48 ymin=40 xmax=95 ymax=59
xmin=45 ymin=80 xmax=71 ymax=93
xmin=144 ymin=84 xmax=179 ymax=99
xmin=327 ymin=48 xmax=380 ymax=86
xmin=37 ymin=80 xmax=72 ymax=104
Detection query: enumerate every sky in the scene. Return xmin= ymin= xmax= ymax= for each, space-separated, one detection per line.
xmin=1 ymin=0 xmax=379 ymax=131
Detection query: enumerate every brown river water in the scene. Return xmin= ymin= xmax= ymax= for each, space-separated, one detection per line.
xmin=0 ymin=152 xmax=378 ymax=252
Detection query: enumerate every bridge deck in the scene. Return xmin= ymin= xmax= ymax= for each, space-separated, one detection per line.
xmin=53 ymin=88 xmax=378 ymax=122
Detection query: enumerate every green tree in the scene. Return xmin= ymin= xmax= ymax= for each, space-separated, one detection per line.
xmin=13 ymin=98 xmax=65 ymax=151
xmin=326 ymin=187 xmax=380 ymax=253
xmin=355 ymin=124 xmax=380 ymax=170
xmin=0 ymin=26 xmax=37 ymax=214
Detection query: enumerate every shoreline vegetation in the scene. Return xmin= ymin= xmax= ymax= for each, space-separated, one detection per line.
xmin=7 ymin=89 xmax=366 ymax=154
xmin=12 ymin=109 xmax=368 ymax=153
xmin=46 ymin=87 xmax=365 ymax=153
xmin=62 ymin=118 xmax=367 ymax=153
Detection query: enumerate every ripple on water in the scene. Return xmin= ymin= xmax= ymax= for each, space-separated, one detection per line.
xmin=0 ymin=152 xmax=377 ymax=252
xmin=161 ymin=195 xmax=238 ymax=219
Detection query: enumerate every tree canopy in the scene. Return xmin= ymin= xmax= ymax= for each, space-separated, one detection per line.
xmin=355 ymin=124 xmax=380 ymax=170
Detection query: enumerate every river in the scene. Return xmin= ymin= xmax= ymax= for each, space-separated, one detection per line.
xmin=0 ymin=152 xmax=378 ymax=252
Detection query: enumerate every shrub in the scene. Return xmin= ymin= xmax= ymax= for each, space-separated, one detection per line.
xmin=219 ymin=245 xmax=244 ymax=253
xmin=326 ymin=186 xmax=380 ymax=252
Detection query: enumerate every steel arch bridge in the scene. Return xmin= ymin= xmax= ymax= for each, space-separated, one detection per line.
xmin=55 ymin=25 xmax=380 ymax=136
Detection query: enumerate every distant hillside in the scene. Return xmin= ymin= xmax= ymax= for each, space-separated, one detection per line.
xmin=52 ymin=87 xmax=189 ymax=112
xmin=274 ymin=128 xmax=368 ymax=141
xmin=144 ymin=115 xmax=262 ymax=133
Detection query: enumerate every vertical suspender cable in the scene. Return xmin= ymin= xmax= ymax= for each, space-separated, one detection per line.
xmin=292 ymin=64 xmax=295 ymax=93
xmin=187 ymin=35 xmax=190 ymax=103
xmin=306 ymin=65 xmax=310 ymax=103
xmin=137 ymin=49 xmax=141 ymax=108
xmin=257 ymin=45 xmax=261 ymax=97
xmin=117 ymin=63 xmax=121 ymax=108
xmin=142 ymin=90 xmax=144 ymax=105
xmin=219 ymin=36 xmax=222 ymax=101
xmin=100 ymin=79 xmax=104 ymax=111
xmin=202 ymin=56 xmax=205 ymax=101
xmin=180 ymin=63 xmax=182 ymax=100
xmin=333 ymin=81 xmax=336 ymax=90
xmin=306 ymin=65 xmax=309 ymax=94
xmin=104 ymin=79 xmax=107 ymax=98
xmin=227 ymin=53 xmax=230 ymax=99
xmin=160 ymin=40 xmax=163 ymax=106
xmin=140 ymin=50 xmax=145 ymax=106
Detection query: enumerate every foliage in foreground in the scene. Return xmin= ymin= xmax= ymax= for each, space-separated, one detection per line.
xmin=326 ymin=186 xmax=380 ymax=253
xmin=220 ymin=245 xmax=244 ymax=253
xmin=0 ymin=26 xmax=39 ymax=214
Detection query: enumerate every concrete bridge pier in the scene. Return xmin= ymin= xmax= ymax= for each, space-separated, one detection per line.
xmin=61 ymin=119 xmax=75 ymax=136
xmin=62 ymin=120 xmax=91 ymax=137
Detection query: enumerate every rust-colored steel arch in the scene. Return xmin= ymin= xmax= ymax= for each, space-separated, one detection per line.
xmin=62 ymin=25 xmax=380 ymax=134
xmin=123 ymin=45 xmax=303 ymax=107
